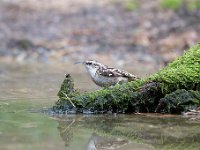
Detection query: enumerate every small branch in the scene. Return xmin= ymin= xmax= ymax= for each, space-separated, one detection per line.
xmin=61 ymin=91 xmax=76 ymax=108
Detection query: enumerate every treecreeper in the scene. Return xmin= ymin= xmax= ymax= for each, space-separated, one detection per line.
xmin=76 ymin=60 xmax=139 ymax=87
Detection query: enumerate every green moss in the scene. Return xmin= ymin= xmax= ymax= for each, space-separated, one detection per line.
xmin=53 ymin=43 xmax=200 ymax=114
xmin=53 ymin=74 xmax=80 ymax=113
xmin=149 ymin=43 xmax=200 ymax=93
xmin=156 ymin=89 xmax=200 ymax=113
xmin=160 ymin=0 xmax=182 ymax=10
xmin=78 ymin=79 xmax=148 ymax=112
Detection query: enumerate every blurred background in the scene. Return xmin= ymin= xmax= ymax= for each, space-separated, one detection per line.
xmin=0 ymin=0 xmax=199 ymax=74
xmin=0 ymin=1 xmax=200 ymax=150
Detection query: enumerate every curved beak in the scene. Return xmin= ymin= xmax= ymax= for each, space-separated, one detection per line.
xmin=74 ymin=61 xmax=85 ymax=65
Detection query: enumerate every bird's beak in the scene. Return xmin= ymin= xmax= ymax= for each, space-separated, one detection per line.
xmin=74 ymin=61 xmax=85 ymax=65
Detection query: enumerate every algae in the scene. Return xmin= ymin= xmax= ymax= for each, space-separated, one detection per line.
xmin=53 ymin=43 xmax=200 ymax=114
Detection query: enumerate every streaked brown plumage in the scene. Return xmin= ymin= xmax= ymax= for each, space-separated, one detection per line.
xmin=79 ymin=60 xmax=139 ymax=87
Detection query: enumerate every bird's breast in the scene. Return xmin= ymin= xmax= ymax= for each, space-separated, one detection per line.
xmin=92 ymin=74 xmax=128 ymax=87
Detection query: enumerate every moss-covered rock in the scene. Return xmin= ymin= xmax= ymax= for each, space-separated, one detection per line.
xmin=156 ymin=89 xmax=200 ymax=113
xmin=149 ymin=43 xmax=200 ymax=93
xmin=54 ymin=74 xmax=80 ymax=113
xmin=53 ymin=43 xmax=200 ymax=114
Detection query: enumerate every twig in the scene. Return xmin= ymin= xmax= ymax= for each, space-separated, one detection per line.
xmin=61 ymin=91 xmax=76 ymax=108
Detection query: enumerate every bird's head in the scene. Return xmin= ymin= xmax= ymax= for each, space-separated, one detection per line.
xmin=75 ymin=60 xmax=106 ymax=75
xmin=84 ymin=60 xmax=102 ymax=71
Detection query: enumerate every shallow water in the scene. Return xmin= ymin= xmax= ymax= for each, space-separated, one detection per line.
xmin=0 ymin=63 xmax=200 ymax=150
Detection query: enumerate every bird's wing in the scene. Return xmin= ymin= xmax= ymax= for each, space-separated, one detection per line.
xmin=98 ymin=67 xmax=139 ymax=80
xmin=98 ymin=68 xmax=121 ymax=77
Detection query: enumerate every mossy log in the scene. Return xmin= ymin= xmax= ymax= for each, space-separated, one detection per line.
xmin=53 ymin=43 xmax=200 ymax=114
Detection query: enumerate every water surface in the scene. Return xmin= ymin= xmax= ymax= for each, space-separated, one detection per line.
xmin=0 ymin=63 xmax=200 ymax=150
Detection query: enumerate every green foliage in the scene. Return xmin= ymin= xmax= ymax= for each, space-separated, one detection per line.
xmin=124 ymin=0 xmax=138 ymax=11
xmin=160 ymin=0 xmax=182 ymax=10
xmin=188 ymin=0 xmax=200 ymax=10
xmin=160 ymin=0 xmax=200 ymax=11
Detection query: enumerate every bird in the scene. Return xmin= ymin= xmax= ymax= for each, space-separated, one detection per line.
xmin=76 ymin=60 xmax=139 ymax=87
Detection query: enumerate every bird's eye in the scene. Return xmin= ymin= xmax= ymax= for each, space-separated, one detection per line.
xmin=87 ymin=62 xmax=92 ymax=65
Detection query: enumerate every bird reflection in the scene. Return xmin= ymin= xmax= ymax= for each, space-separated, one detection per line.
xmin=86 ymin=133 xmax=129 ymax=150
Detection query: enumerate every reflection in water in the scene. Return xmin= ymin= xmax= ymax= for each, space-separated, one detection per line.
xmin=56 ymin=115 xmax=130 ymax=150
xmin=55 ymin=114 xmax=200 ymax=150
xmin=86 ymin=133 xmax=129 ymax=150
xmin=57 ymin=117 xmax=77 ymax=147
